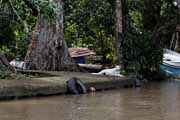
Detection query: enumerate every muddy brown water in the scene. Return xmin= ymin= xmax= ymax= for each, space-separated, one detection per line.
xmin=0 ymin=81 xmax=180 ymax=120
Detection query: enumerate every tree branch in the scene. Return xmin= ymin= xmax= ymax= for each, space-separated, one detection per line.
xmin=8 ymin=0 xmax=29 ymax=32
xmin=0 ymin=53 xmax=15 ymax=72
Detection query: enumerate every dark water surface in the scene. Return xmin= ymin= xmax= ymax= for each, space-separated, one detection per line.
xmin=0 ymin=81 xmax=180 ymax=120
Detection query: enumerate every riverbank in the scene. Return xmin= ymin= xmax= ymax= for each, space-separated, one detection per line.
xmin=0 ymin=70 xmax=136 ymax=100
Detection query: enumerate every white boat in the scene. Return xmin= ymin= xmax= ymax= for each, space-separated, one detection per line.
xmin=161 ymin=49 xmax=180 ymax=75
xmin=163 ymin=49 xmax=180 ymax=68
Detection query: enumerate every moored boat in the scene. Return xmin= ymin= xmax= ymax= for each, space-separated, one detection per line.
xmin=160 ymin=49 xmax=180 ymax=75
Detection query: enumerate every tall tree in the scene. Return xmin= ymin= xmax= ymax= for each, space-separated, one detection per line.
xmin=115 ymin=0 xmax=125 ymax=65
xmin=25 ymin=0 xmax=78 ymax=71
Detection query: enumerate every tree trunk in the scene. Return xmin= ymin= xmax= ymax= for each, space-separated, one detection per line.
xmin=175 ymin=0 xmax=180 ymax=9
xmin=25 ymin=0 xmax=78 ymax=71
xmin=114 ymin=0 xmax=124 ymax=65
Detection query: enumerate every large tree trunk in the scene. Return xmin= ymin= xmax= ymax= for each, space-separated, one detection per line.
xmin=25 ymin=0 xmax=78 ymax=71
xmin=114 ymin=0 xmax=124 ymax=65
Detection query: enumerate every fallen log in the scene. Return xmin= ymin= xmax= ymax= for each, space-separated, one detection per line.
xmin=78 ymin=64 xmax=103 ymax=72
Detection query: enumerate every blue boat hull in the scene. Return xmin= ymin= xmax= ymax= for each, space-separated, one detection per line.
xmin=160 ymin=64 xmax=180 ymax=75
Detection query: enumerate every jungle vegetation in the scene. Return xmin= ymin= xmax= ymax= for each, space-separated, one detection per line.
xmin=0 ymin=0 xmax=179 ymax=78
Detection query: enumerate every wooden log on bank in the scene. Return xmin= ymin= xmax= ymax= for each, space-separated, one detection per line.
xmin=78 ymin=64 xmax=103 ymax=72
xmin=0 ymin=71 xmax=136 ymax=100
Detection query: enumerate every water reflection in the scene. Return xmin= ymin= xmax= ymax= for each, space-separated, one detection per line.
xmin=0 ymin=81 xmax=180 ymax=120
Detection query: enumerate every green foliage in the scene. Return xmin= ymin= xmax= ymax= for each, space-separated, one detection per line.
xmin=128 ymin=0 xmax=144 ymax=32
xmin=29 ymin=0 xmax=62 ymax=19
xmin=14 ymin=30 xmax=29 ymax=59
xmin=122 ymin=0 xmax=164 ymax=74
xmin=0 ymin=46 xmax=15 ymax=59
xmin=129 ymin=11 xmax=143 ymax=31
xmin=122 ymin=29 xmax=163 ymax=74
xmin=0 ymin=70 xmax=12 ymax=79
xmin=0 ymin=0 xmax=61 ymax=19
xmin=0 ymin=23 xmax=16 ymax=59
xmin=0 ymin=0 xmax=61 ymax=60
xmin=64 ymin=0 xmax=115 ymax=62
xmin=0 ymin=61 xmax=11 ymax=79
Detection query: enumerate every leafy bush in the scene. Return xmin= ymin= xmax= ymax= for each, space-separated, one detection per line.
xmin=122 ymin=30 xmax=163 ymax=75
xmin=0 ymin=61 xmax=11 ymax=79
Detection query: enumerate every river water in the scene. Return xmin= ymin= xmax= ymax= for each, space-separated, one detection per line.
xmin=0 ymin=81 xmax=180 ymax=120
